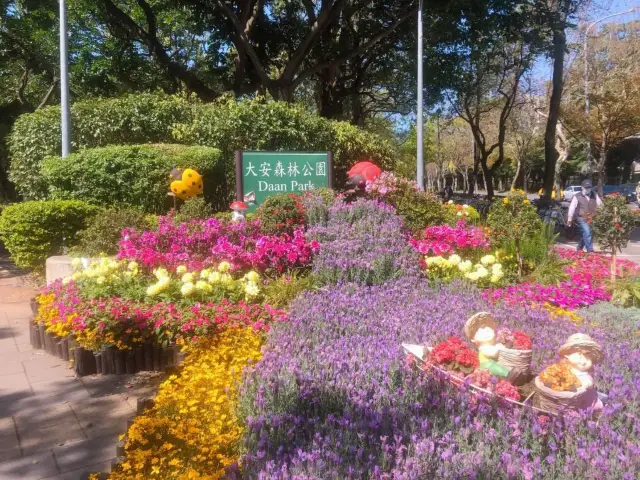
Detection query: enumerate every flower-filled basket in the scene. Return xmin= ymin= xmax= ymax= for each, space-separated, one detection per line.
xmin=496 ymin=328 xmax=533 ymax=374
xmin=430 ymin=336 xmax=479 ymax=383
xmin=534 ymin=363 xmax=590 ymax=414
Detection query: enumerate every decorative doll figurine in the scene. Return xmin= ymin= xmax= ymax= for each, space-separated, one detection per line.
xmin=558 ymin=333 xmax=604 ymax=410
xmin=230 ymin=201 xmax=248 ymax=222
xmin=464 ymin=312 xmax=510 ymax=378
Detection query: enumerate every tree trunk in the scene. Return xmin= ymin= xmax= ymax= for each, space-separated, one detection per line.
xmin=480 ymin=156 xmax=494 ymax=199
xmin=597 ymin=136 xmax=608 ymax=197
xmin=511 ymin=157 xmax=522 ymax=191
xmin=542 ymin=5 xmax=567 ymax=200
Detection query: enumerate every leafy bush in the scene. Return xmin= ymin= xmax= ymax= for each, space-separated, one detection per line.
xmin=592 ymin=195 xmax=636 ymax=280
xmin=262 ymin=273 xmax=313 ymax=309
xmin=608 ymin=276 xmax=640 ymax=308
xmin=365 ymin=172 xmax=447 ymax=230
xmin=308 ymin=198 xmax=419 ymax=286
xmin=487 ymin=191 xmax=543 ymax=276
xmin=256 ymin=193 xmax=306 ymax=235
xmin=9 ymin=93 xmax=195 ymax=199
xmin=73 ymin=208 xmax=154 ymax=257
xmin=174 ymin=197 xmax=214 ymax=224
xmin=0 ymin=200 xmax=99 ymax=268
xmin=529 ymin=253 xmax=570 ymax=285
xmin=11 ymin=94 xmax=395 ymax=203
xmin=41 ymin=144 xmax=223 ymax=212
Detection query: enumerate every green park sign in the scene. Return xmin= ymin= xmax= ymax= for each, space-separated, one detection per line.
xmin=235 ymin=151 xmax=333 ymax=210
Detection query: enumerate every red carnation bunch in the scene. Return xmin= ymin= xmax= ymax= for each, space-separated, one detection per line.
xmin=432 ymin=336 xmax=479 ymax=373
xmin=496 ymin=328 xmax=532 ymax=350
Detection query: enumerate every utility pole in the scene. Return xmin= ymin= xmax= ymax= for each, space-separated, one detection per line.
xmin=416 ymin=0 xmax=424 ymax=190
xmin=60 ymin=0 xmax=71 ymax=157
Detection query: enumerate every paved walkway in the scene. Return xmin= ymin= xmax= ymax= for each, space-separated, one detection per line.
xmin=0 ymin=263 xmax=161 ymax=480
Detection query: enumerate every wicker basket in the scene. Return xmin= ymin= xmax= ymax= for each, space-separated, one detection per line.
xmin=498 ymin=348 xmax=532 ymax=373
xmin=534 ymin=377 xmax=597 ymax=414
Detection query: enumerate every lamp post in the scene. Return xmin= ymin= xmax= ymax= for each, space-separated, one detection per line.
xmin=59 ymin=0 xmax=71 ymax=157
xmin=583 ymin=7 xmax=637 ymax=175
xmin=416 ymin=0 xmax=424 ymax=190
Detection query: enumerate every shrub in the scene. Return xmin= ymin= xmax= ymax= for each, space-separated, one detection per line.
xmin=365 ymin=172 xmax=447 ymax=230
xmin=487 ymin=191 xmax=542 ymax=276
xmin=11 ymin=94 xmax=395 ymax=202
xmin=72 ymin=208 xmax=153 ymax=257
xmin=0 ymin=200 xmax=99 ymax=268
xmin=308 ymin=198 xmax=419 ymax=285
xmin=9 ymin=93 xmax=195 ymax=199
xmin=173 ymin=196 xmax=214 ymax=224
xmin=262 ymin=273 xmax=314 ymax=309
xmin=592 ymin=195 xmax=636 ymax=280
xmin=41 ymin=144 xmax=224 ymax=212
xmin=256 ymin=193 xmax=306 ymax=235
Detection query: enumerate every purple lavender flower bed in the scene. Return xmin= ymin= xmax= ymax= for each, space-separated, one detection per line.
xmin=239 ymin=279 xmax=640 ymax=479
xmin=307 ymin=199 xmax=419 ymax=286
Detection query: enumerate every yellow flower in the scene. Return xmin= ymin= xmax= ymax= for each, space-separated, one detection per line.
xmin=200 ymin=268 xmax=211 ymax=279
xmin=503 ymin=198 xmax=509 ymax=205
xmin=154 ymin=268 xmax=169 ymax=280
xmin=523 ymin=199 xmax=530 ymax=205
xmin=245 ymin=271 xmax=260 ymax=283
xmin=480 ymin=255 xmax=496 ymax=266
xmin=244 ymin=282 xmax=260 ymax=297
xmin=208 ymin=272 xmax=221 ymax=283
xmin=217 ymin=261 xmax=231 ymax=273
xmin=96 ymin=276 xmax=106 ymax=285
xmin=128 ymin=261 xmax=139 ymax=271
xmin=195 ymin=280 xmax=212 ymax=293
xmin=176 ymin=265 xmax=188 ymax=274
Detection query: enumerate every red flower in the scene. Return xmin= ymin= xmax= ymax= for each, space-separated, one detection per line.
xmin=512 ymin=331 xmax=532 ymax=350
xmin=495 ymin=380 xmax=521 ymax=401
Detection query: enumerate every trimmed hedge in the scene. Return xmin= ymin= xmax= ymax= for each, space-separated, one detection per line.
xmin=9 ymin=94 xmax=195 ymax=199
xmin=41 ymin=144 xmax=224 ymax=212
xmin=0 ymin=200 xmax=99 ymax=269
xmin=10 ymin=95 xmax=395 ymax=203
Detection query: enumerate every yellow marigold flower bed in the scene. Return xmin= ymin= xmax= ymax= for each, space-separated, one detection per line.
xmin=36 ymin=292 xmax=75 ymax=337
xmin=543 ymin=303 xmax=583 ymax=324
xmin=108 ymin=327 xmax=263 ymax=479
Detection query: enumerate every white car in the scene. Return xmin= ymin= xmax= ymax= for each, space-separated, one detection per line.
xmin=563 ymin=185 xmax=582 ymax=201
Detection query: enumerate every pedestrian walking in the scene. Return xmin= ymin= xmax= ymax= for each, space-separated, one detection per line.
xmin=567 ymin=179 xmax=602 ymax=253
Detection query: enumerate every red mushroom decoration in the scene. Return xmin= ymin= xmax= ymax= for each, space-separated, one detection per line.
xmin=230 ymin=200 xmax=249 ymax=222
xmin=347 ymin=161 xmax=382 ymax=190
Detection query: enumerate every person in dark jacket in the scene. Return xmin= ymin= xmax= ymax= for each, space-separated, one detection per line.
xmin=567 ymin=179 xmax=602 ymax=253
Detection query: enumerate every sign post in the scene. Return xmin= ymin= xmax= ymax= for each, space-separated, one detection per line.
xmin=235 ymin=151 xmax=332 ymax=211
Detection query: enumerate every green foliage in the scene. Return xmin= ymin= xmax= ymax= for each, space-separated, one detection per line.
xmin=9 ymin=94 xmax=195 ymax=199
xmin=0 ymin=200 xmax=99 ymax=269
xmin=256 ymin=193 xmax=306 ymax=234
xmin=262 ymin=273 xmax=313 ymax=309
xmin=499 ymin=222 xmax=558 ymax=277
xmin=174 ymin=197 xmax=214 ymax=224
xmin=608 ymin=277 xmax=640 ymax=308
xmin=72 ymin=208 xmax=153 ymax=257
xmin=10 ymin=95 xmax=394 ymax=205
xmin=387 ymin=186 xmax=446 ymax=231
xmin=173 ymin=97 xmax=396 ymax=189
xmin=40 ymin=144 xmax=223 ymax=212
xmin=529 ymin=253 xmax=570 ymax=285
xmin=592 ymin=195 xmax=636 ymax=254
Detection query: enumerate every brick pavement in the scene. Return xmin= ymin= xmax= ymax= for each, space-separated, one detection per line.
xmin=0 ymin=264 xmax=161 ymax=480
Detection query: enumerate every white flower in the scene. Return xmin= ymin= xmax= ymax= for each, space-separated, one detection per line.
xmin=456 ymin=212 xmax=463 ymax=217
xmin=466 ymin=272 xmax=479 ymax=281
xmin=220 ymin=273 xmax=232 ymax=284
xmin=146 ymin=284 xmax=159 ymax=296
xmin=196 ymin=280 xmax=212 ymax=293
xmin=448 ymin=254 xmax=461 ymax=266
xmin=181 ymin=272 xmax=194 ymax=283
xmin=245 ymin=271 xmax=260 ymax=282
xmin=425 ymin=257 xmax=437 ymax=266
xmin=491 ymin=263 xmax=503 ymax=274
xmin=217 ymin=261 xmax=231 ymax=273
xmin=447 ymin=200 xmax=454 ymax=204
xmin=208 ymin=272 xmax=221 ymax=283
xmin=475 ymin=266 xmax=489 ymax=278
xmin=480 ymin=255 xmax=496 ymax=266
xmin=128 ymin=261 xmax=139 ymax=271
xmin=180 ymin=282 xmax=195 ymax=296
xmin=71 ymin=257 xmax=83 ymax=268
xmin=62 ymin=277 xmax=71 ymax=285
xmin=200 ymin=269 xmax=211 ymax=279
xmin=244 ymin=282 xmax=259 ymax=297
xmin=458 ymin=260 xmax=473 ymax=273
xmin=490 ymin=275 xmax=500 ymax=283
xmin=462 ymin=204 xmax=469 ymax=208
xmin=176 ymin=265 xmax=188 ymax=275
xmin=154 ymin=268 xmax=169 ymax=280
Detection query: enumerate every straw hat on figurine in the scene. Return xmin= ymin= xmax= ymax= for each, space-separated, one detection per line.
xmin=464 ymin=312 xmax=497 ymax=340
xmin=558 ymin=333 xmax=604 ymax=365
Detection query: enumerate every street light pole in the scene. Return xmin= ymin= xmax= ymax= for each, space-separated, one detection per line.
xmin=416 ymin=0 xmax=424 ymax=190
xmin=583 ymin=7 xmax=637 ymax=175
xmin=59 ymin=0 xmax=71 ymax=157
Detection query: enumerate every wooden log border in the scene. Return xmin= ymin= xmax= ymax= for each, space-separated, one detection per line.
xmin=28 ymin=297 xmax=186 ymax=377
